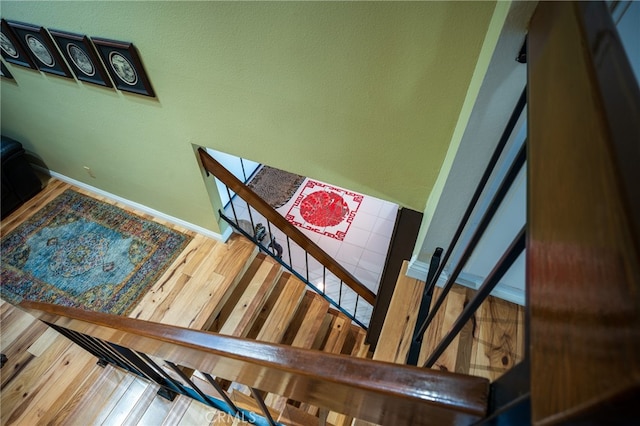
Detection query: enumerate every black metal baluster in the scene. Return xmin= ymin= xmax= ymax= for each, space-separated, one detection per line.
xmin=422 ymin=89 xmax=527 ymax=298
xmin=424 ymin=228 xmax=525 ymax=368
xmin=406 ymin=247 xmax=443 ymax=365
xmin=93 ymin=338 xmax=149 ymax=376
xmin=354 ymin=294 xmax=360 ymax=319
xmin=240 ymin=158 xmax=248 ymax=182
xmin=250 ymin=387 xmax=278 ymax=426
xmin=202 ymin=373 xmax=240 ymax=415
xmin=165 ymin=361 xmax=219 ymax=407
xmin=305 ymin=252 xmax=309 ymax=282
xmin=108 ymin=342 xmax=177 ymax=386
xmin=246 ymin=203 xmax=256 ymax=237
xmin=339 ymin=281 xmax=343 ymax=305
xmin=51 ymin=325 xmax=119 ymax=368
xmin=413 ymin=142 xmax=526 ymax=347
xmin=266 ymin=221 xmax=275 ymax=255
xmin=136 ymin=352 xmax=187 ymax=400
xmin=225 ymin=186 xmax=238 ymax=224
xmin=286 ymin=236 xmax=292 ymax=267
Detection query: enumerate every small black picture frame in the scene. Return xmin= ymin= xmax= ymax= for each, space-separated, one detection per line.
xmin=7 ymin=20 xmax=73 ymax=78
xmin=49 ymin=29 xmax=112 ymax=88
xmin=1 ymin=61 xmax=14 ymax=79
xmin=92 ymin=37 xmax=155 ymax=97
xmin=1 ymin=19 xmax=36 ymax=69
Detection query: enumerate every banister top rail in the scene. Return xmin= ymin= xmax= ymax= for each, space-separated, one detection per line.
xmin=527 ymin=2 xmax=640 ymax=423
xmin=198 ymin=147 xmax=375 ymax=306
xmin=22 ymin=300 xmax=489 ymax=426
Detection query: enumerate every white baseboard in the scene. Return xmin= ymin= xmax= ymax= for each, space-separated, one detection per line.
xmin=406 ymin=255 xmax=449 ymax=287
xmin=36 ymin=167 xmax=232 ymax=242
xmin=407 ymin=255 xmax=524 ymax=305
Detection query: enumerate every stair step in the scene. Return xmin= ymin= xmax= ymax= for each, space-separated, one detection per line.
xmin=282 ymin=291 xmax=331 ymax=348
xmin=245 ymin=271 xmax=290 ymax=340
xmin=319 ymin=310 xmax=352 ymax=354
xmin=299 ymin=310 xmax=352 ymax=416
xmin=75 ymin=365 xmax=137 ymax=425
xmin=130 ymin=235 xmax=258 ymax=331
xmin=218 ymin=255 xmax=282 ymax=337
xmin=101 ymin=375 xmax=153 ymax=426
xmin=324 ymin=326 xmax=369 ymax=426
xmin=264 ymin=291 xmax=330 ymax=412
xmin=136 ymin=389 xmax=175 ymax=426
xmin=161 ymin=395 xmax=191 ymax=426
xmin=215 ymin=253 xmax=268 ymax=332
xmin=177 ymin=397 xmax=226 ymax=426
xmin=252 ymin=273 xmax=307 ymax=343
xmin=340 ymin=324 xmax=363 ymax=356
xmin=119 ymin=381 xmax=163 ymax=426
xmin=222 ymin=273 xmax=307 ymax=398
xmin=372 ymin=260 xmax=425 ymax=364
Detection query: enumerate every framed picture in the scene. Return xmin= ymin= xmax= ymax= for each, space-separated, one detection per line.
xmin=1 ymin=61 xmax=14 ymax=79
xmin=92 ymin=38 xmax=155 ymax=97
xmin=6 ymin=20 xmax=73 ymax=78
xmin=1 ymin=19 xmax=36 ymax=69
xmin=49 ymin=30 xmax=112 ymax=88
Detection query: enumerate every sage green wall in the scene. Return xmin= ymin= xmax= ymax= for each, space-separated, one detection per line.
xmin=1 ymin=1 xmax=495 ymax=233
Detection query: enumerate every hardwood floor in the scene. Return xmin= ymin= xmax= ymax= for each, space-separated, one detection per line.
xmin=0 ymin=178 xmax=524 ymax=425
xmin=373 ymin=261 xmax=525 ymax=381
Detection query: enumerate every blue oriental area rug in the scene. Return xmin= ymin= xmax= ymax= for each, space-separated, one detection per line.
xmin=1 ymin=189 xmax=192 ymax=315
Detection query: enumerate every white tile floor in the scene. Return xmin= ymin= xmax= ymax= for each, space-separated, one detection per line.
xmin=224 ymin=175 xmax=398 ymax=326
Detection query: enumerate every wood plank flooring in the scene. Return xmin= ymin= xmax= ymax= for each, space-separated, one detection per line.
xmin=419 ymin=282 xmax=524 ymax=380
xmin=372 ymin=261 xmax=525 ymax=381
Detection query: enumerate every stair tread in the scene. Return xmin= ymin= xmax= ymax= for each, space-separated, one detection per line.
xmin=161 ymin=395 xmax=192 ymax=426
xmin=320 ymin=311 xmax=351 ymax=354
xmin=255 ymin=274 xmax=307 ymax=343
xmin=79 ymin=366 xmax=138 ymax=425
xmin=215 ymin=252 xmax=268 ymax=331
xmin=282 ymin=291 xmax=331 ymax=348
xmin=372 ymin=260 xmax=425 ymax=364
xmin=296 ymin=310 xmax=353 ymax=417
xmin=326 ymin=326 xmax=367 ymax=426
xmin=218 ymin=255 xmax=282 ymax=337
xmin=136 ymin=390 xmax=175 ymax=426
xmin=102 ymin=375 xmax=152 ymax=426
xmin=130 ymin=235 xmax=257 ymax=331
xmin=177 ymin=397 xmax=221 ymax=426
xmin=341 ymin=324 xmax=368 ymax=356
xmin=264 ymin=291 xmax=330 ymax=412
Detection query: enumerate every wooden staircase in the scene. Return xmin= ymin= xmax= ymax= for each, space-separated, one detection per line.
xmin=79 ymin=244 xmax=373 ymax=425
xmin=0 ymin=181 xmax=519 ymax=425
xmin=1 ymin=180 xmax=496 ymax=425
xmin=0 ymin=224 xmax=374 ymax=425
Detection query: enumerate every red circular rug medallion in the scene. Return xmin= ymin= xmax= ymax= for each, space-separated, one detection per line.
xmin=300 ymin=191 xmax=349 ymax=227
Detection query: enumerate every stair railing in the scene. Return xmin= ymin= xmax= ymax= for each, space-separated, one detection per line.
xmin=198 ymin=148 xmax=375 ymax=329
xmin=20 ymin=299 xmax=490 ymax=426
xmin=404 ymin=1 xmax=640 ymax=423
xmin=406 ymin=87 xmax=527 ymax=366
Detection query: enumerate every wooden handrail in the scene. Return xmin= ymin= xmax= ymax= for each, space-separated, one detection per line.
xmin=21 ymin=300 xmax=489 ymax=425
xmin=198 ymin=147 xmax=376 ymax=306
xmin=528 ymin=1 xmax=640 ymax=423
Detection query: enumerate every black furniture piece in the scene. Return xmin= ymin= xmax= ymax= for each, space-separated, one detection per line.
xmin=1 ymin=136 xmax=42 ymax=219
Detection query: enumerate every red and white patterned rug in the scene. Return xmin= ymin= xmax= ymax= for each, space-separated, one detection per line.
xmin=285 ymin=180 xmax=363 ymax=241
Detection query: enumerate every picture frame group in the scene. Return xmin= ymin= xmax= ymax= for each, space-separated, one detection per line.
xmin=0 ymin=18 xmax=155 ymax=97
